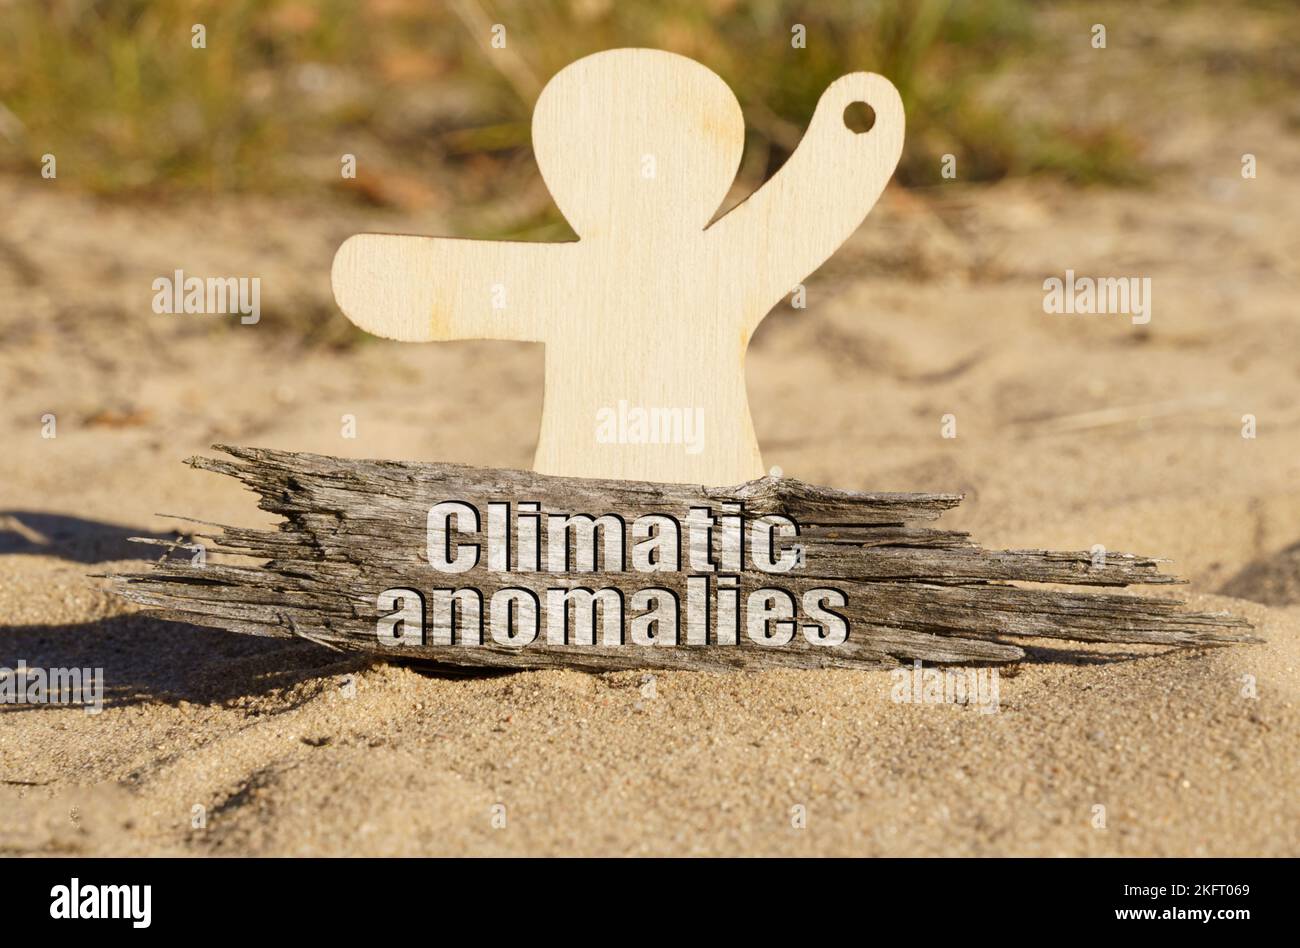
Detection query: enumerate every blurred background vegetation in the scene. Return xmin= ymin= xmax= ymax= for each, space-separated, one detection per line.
xmin=1 ymin=0 xmax=1297 ymax=240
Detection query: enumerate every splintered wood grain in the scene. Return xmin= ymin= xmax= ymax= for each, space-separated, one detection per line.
xmin=109 ymin=446 xmax=1256 ymax=673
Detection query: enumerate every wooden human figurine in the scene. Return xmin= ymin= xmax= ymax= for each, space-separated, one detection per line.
xmin=331 ymin=48 xmax=903 ymax=486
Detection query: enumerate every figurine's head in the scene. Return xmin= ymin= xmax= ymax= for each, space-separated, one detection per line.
xmin=532 ymin=49 xmax=744 ymax=238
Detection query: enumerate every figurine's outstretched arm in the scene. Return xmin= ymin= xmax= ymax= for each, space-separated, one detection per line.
xmin=710 ymin=73 xmax=904 ymax=332
xmin=331 ymin=234 xmax=576 ymax=343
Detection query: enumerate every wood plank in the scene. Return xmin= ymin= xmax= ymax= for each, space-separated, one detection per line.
xmin=109 ymin=447 xmax=1256 ymax=673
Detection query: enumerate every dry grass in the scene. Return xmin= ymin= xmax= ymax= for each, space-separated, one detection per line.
xmin=0 ymin=0 xmax=1174 ymax=227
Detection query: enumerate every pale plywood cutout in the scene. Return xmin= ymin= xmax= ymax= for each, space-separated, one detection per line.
xmin=332 ymin=48 xmax=904 ymax=485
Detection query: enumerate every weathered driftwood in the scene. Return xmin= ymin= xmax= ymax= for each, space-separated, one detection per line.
xmin=110 ymin=445 xmax=1255 ymax=673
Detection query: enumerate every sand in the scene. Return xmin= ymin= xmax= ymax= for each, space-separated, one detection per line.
xmin=2 ymin=89 xmax=1299 ymax=855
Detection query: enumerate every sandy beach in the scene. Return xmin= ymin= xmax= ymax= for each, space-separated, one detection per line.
xmin=2 ymin=3 xmax=1298 ymax=857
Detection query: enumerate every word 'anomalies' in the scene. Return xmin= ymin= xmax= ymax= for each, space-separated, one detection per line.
xmin=50 ymin=879 xmax=151 ymax=928
xmin=376 ymin=503 xmax=849 ymax=648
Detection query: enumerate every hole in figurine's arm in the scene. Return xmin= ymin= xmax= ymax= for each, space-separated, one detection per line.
xmin=842 ymin=101 xmax=876 ymax=134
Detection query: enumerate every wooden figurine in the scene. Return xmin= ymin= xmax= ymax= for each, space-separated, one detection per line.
xmin=331 ymin=48 xmax=904 ymax=486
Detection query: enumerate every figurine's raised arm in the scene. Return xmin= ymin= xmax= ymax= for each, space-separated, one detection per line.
xmin=331 ymin=234 xmax=575 ymax=343
xmin=711 ymin=72 xmax=904 ymax=331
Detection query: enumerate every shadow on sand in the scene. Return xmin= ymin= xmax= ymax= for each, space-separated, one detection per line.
xmin=0 ymin=511 xmax=191 ymax=564
xmin=0 ymin=612 xmax=364 ymax=711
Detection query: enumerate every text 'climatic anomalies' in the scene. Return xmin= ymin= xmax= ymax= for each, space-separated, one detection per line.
xmin=375 ymin=502 xmax=850 ymax=649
